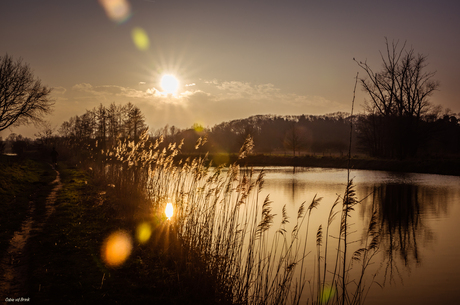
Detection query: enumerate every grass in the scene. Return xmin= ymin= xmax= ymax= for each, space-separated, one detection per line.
xmin=71 ymin=132 xmax=383 ymax=304
xmin=4 ymin=76 xmax=394 ymax=303
xmin=27 ymin=162 xmax=218 ymax=304
xmin=0 ymin=155 xmax=56 ymax=256
xmin=10 ymin=120 xmax=384 ymax=304
xmin=0 ymin=132 xmax=386 ymax=304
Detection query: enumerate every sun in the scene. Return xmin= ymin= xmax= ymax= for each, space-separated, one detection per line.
xmin=160 ymin=74 xmax=179 ymax=95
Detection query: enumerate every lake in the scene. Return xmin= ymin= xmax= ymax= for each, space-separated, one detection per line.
xmin=252 ymin=166 xmax=460 ymax=305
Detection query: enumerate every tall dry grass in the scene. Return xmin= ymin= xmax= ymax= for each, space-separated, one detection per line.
xmin=76 ymin=130 xmax=381 ymax=305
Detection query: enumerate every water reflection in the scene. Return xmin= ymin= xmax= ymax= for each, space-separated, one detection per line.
xmin=288 ymin=167 xmax=298 ymax=204
xmin=359 ymin=183 xmax=426 ymax=287
xmin=360 ymin=180 xmax=456 ymax=270
xmin=256 ymin=167 xmax=460 ymax=304
xmin=376 ymin=184 xmax=424 ymax=264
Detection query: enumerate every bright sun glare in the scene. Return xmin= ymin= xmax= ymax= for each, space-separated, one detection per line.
xmin=165 ymin=202 xmax=174 ymax=220
xmin=161 ymin=74 xmax=179 ymax=95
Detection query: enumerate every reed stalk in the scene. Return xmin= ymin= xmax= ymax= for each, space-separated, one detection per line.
xmin=58 ymin=73 xmax=382 ymax=304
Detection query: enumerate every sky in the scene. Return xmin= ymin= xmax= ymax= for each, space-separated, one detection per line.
xmin=1 ymin=0 xmax=459 ymax=138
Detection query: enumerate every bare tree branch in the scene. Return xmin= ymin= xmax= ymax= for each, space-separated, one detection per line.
xmin=354 ymin=39 xmax=439 ymax=119
xmin=354 ymin=39 xmax=440 ymax=159
xmin=0 ymin=54 xmax=54 ymax=131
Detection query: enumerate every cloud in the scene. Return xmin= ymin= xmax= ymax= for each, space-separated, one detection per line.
xmin=48 ymin=80 xmax=346 ymax=136
xmin=203 ymin=79 xmax=219 ymax=85
xmin=146 ymin=87 xmax=162 ymax=97
xmin=72 ymin=83 xmax=93 ymax=92
xmin=215 ymin=81 xmax=280 ymax=100
xmin=4 ymin=79 xmax=348 ymax=139
xmin=72 ymin=83 xmax=147 ymax=98
xmin=52 ymin=86 xmax=67 ymax=95
xmin=200 ymin=79 xmax=345 ymax=113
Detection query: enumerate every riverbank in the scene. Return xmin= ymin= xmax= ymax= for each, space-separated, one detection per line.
xmin=0 ymin=155 xmax=56 ymax=256
xmin=10 ymin=161 xmax=219 ymax=304
xmin=2 ymin=152 xmax=457 ymax=303
xmin=187 ymin=153 xmax=460 ymax=176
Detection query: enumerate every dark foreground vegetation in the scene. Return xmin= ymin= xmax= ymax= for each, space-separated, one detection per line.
xmin=1 ymin=156 xmax=222 ymax=304
xmin=0 ymin=155 xmax=56 ymax=256
xmin=27 ymin=164 xmax=215 ymax=304
xmin=2 ymin=134 xmax=385 ymax=304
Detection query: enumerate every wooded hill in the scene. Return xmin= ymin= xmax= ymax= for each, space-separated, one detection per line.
xmin=3 ymin=102 xmax=459 ymax=160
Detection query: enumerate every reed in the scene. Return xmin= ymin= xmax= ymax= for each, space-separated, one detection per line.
xmin=62 ymin=119 xmax=381 ymax=304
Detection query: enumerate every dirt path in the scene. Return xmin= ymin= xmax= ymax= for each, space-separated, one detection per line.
xmin=0 ymin=166 xmax=62 ymax=301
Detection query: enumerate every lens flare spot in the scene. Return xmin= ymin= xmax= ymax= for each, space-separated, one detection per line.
xmin=99 ymin=0 xmax=131 ymax=24
xmin=165 ymin=203 xmax=174 ymax=220
xmin=213 ymin=153 xmax=230 ymax=165
xmin=102 ymin=230 xmax=132 ymax=267
xmin=132 ymin=27 xmax=150 ymax=51
xmin=193 ymin=123 xmax=204 ymax=133
xmin=320 ymin=285 xmax=336 ymax=303
xmin=136 ymin=222 xmax=152 ymax=244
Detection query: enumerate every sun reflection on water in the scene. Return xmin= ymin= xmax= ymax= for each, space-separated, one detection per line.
xmin=165 ymin=203 xmax=174 ymax=220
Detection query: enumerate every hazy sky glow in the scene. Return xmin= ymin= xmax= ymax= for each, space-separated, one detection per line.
xmin=1 ymin=0 xmax=459 ymax=138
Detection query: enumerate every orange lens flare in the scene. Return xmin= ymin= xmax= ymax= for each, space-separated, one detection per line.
xmin=102 ymin=230 xmax=132 ymax=267
xmin=99 ymin=0 xmax=131 ymax=24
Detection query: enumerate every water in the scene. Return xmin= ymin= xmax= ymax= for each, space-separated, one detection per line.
xmin=252 ymin=166 xmax=460 ymax=305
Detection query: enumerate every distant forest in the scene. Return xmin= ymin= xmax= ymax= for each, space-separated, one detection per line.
xmin=2 ymin=101 xmax=459 ymax=160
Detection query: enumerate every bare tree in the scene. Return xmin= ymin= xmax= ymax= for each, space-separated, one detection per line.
xmin=34 ymin=121 xmax=56 ymax=146
xmin=0 ymin=54 xmax=53 ymax=131
xmin=125 ymin=103 xmax=147 ymax=142
xmin=355 ymin=38 xmax=439 ymax=118
xmin=283 ymin=122 xmax=306 ymax=156
xmin=355 ymin=38 xmax=440 ymax=158
xmin=95 ymin=103 xmax=108 ymax=149
xmin=107 ymin=102 xmax=123 ymax=145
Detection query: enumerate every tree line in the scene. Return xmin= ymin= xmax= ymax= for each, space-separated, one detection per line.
xmin=1 ymin=38 xmax=459 ymax=160
xmin=51 ymin=107 xmax=356 ymax=157
xmin=20 ymin=103 xmax=453 ymax=161
xmin=2 ymin=101 xmax=459 ymax=160
xmin=58 ymin=102 xmax=148 ymax=149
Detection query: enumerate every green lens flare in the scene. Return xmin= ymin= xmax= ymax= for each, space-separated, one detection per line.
xmin=132 ymin=27 xmax=150 ymax=51
xmin=320 ymin=285 xmax=336 ymax=303
xmin=136 ymin=222 xmax=152 ymax=244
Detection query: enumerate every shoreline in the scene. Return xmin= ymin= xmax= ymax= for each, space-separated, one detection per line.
xmin=178 ymin=153 xmax=460 ymax=177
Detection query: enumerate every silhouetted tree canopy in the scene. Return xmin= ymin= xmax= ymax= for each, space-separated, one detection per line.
xmin=56 ymin=101 xmax=459 ymax=163
xmin=355 ymin=38 xmax=440 ymax=159
xmin=0 ymin=54 xmax=53 ymax=131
